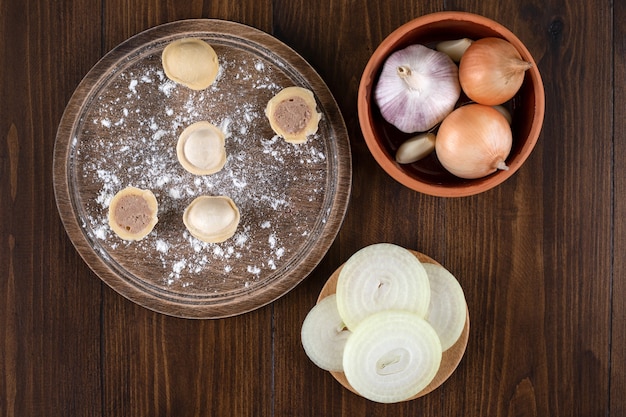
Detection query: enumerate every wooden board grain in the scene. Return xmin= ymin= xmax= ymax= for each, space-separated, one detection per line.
xmin=612 ymin=0 xmax=626 ymax=414
xmin=53 ymin=19 xmax=352 ymax=319
xmin=0 ymin=1 xmax=105 ymax=416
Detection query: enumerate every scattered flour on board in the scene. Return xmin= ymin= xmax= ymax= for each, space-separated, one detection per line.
xmin=77 ymin=50 xmax=328 ymax=291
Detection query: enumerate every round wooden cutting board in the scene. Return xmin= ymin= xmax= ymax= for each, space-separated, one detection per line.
xmin=53 ymin=19 xmax=352 ymax=319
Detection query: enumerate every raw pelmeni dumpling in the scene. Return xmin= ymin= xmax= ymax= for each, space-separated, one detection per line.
xmin=182 ymin=196 xmax=240 ymax=243
xmin=176 ymin=121 xmax=226 ymax=175
xmin=162 ymin=38 xmax=219 ymax=90
xmin=265 ymin=86 xmax=321 ymax=144
xmin=108 ymin=187 xmax=158 ymax=241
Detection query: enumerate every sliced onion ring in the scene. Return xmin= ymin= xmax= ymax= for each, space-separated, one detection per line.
xmin=423 ymin=263 xmax=467 ymax=351
xmin=336 ymin=243 xmax=430 ymax=329
xmin=342 ymin=310 xmax=442 ymax=403
xmin=301 ymin=294 xmax=351 ymax=371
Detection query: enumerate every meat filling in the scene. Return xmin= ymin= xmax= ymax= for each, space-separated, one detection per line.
xmin=273 ymin=96 xmax=312 ymax=134
xmin=113 ymin=195 xmax=153 ymax=234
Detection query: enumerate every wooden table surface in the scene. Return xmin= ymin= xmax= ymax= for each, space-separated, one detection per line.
xmin=1 ymin=1 xmax=623 ymax=416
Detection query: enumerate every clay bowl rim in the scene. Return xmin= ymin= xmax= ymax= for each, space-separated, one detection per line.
xmin=357 ymin=11 xmax=545 ymax=197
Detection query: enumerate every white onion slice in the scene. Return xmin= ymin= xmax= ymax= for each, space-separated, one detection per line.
xmin=423 ymin=263 xmax=467 ymax=351
xmin=301 ymin=295 xmax=351 ymax=371
xmin=342 ymin=310 xmax=442 ymax=403
xmin=336 ymin=243 xmax=430 ymax=329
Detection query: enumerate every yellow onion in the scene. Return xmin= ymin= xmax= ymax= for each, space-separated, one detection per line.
xmin=459 ymin=37 xmax=532 ymax=106
xmin=435 ymin=104 xmax=512 ymax=179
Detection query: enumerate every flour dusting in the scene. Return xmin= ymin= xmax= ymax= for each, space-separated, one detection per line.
xmin=73 ymin=42 xmax=330 ymax=294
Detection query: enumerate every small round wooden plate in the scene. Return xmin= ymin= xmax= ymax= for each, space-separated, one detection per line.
xmin=317 ymin=250 xmax=469 ymax=400
xmin=53 ymin=20 xmax=352 ymax=319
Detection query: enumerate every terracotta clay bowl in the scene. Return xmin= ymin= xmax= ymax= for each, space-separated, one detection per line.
xmin=357 ymin=11 xmax=545 ymax=197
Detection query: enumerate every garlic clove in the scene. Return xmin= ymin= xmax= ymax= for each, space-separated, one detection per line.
xmin=395 ymin=133 xmax=436 ymax=164
xmin=492 ymin=104 xmax=513 ymax=125
xmin=436 ymin=38 xmax=473 ymax=62
xmin=162 ymin=38 xmax=219 ymax=90
xmin=374 ymin=44 xmax=461 ymax=133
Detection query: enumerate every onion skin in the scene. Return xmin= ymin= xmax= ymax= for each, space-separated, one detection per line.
xmin=374 ymin=44 xmax=461 ymax=133
xmin=459 ymin=37 xmax=532 ymax=106
xmin=435 ymin=104 xmax=512 ymax=179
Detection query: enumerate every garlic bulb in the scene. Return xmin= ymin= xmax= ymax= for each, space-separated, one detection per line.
xmin=435 ymin=104 xmax=512 ymax=179
xmin=459 ymin=37 xmax=532 ymax=106
xmin=374 ymin=44 xmax=461 ymax=133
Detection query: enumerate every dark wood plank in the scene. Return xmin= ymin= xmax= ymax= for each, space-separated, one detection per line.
xmin=612 ymin=0 xmax=625 ymax=414
xmin=101 ymin=299 xmax=274 ymax=416
xmin=0 ymin=0 xmax=104 ymax=416
xmin=533 ymin=2 xmax=612 ymax=415
xmin=103 ymin=0 xmax=273 ymax=51
xmin=444 ymin=1 xmax=614 ymax=416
